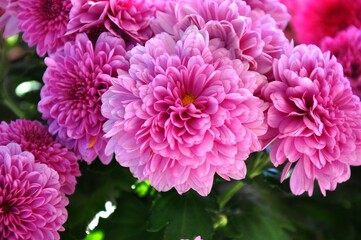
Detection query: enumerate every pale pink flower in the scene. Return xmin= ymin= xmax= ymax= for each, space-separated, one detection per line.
xmin=0 ymin=0 xmax=19 ymax=38
xmin=153 ymin=0 xmax=288 ymax=78
xmin=38 ymin=32 xmax=129 ymax=164
xmin=67 ymin=0 xmax=167 ymax=44
xmin=245 ymin=0 xmax=290 ymax=30
xmin=0 ymin=143 xmax=68 ymax=240
xmin=320 ymin=26 xmax=361 ymax=98
xmin=17 ymin=0 xmax=72 ymax=56
xmin=102 ymin=26 xmax=267 ymax=196
xmin=0 ymin=120 xmax=80 ymax=195
xmin=291 ymin=0 xmax=361 ymax=44
xmin=263 ymin=43 xmax=361 ymax=196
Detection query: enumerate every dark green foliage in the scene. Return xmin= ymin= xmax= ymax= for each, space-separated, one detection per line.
xmin=148 ymin=191 xmax=216 ymax=240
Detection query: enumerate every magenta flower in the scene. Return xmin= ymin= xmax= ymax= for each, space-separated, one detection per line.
xmin=0 ymin=120 xmax=80 ymax=195
xmin=263 ymin=43 xmax=361 ymax=196
xmin=320 ymin=26 xmax=361 ymax=98
xmin=153 ymin=0 xmax=288 ymax=78
xmin=102 ymin=26 xmax=267 ymax=196
xmin=291 ymin=0 xmax=361 ymax=44
xmin=0 ymin=143 xmax=68 ymax=240
xmin=279 ymin=0 xmax=299 ymax=15
xmin=38 ymin=32 xmax=129 ymax=164
xmin=0 ymin=0 xmax=19 ymax=38
xmin=17 ymin=0 xmax=72 ymax=56
xmin=67 ymin=0 xmax=167 ymax=44
xmin=245 ymin=0 xmax=290 ymax=30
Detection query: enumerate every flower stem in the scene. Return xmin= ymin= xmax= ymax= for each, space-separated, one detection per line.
xmin=219 ymin=181 xmax=245 ymax=210
xmin=248 ymin=152 xmax=270 ymax=179
xmin=0 ymin=37 xmax=25 ymax=118
xmin=2 ymin=97 xmax=25 ymax=118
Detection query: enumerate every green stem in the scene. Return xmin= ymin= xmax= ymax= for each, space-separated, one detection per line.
xmin=219 ymin=181 xmax=245 ymax=210
xmin=248 ymin=152 xmax=270 ymax=179
xmin=0 ymin=37 xmax=24 ymax=118
xmin=2 ymin=97 xmax=25 ymax=118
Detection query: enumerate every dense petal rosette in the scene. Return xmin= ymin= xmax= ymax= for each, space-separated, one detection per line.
xmin=153 ymin=0 xmax=288 ymax=78
xmin=320 ymin=26 xmax=361 ymax=98
xmin=38 ymin=32 xmax=129 ymax=164
xmin=17 ymin=0 xmax=72 ymax=56
xmin=263 ymin=44 xmax=361 ymax=196
xmin=0 ymin=143 xmax=68 ymax=240
xmin=67 ymin=0 xmax=167 ymax=44
xmin=0 ymin=120 xmax=80 ymax=195
xmin=291 ymin=0 xmax=361 ymax=44
xmin=102 ymin=26 xmax=267 ymax=196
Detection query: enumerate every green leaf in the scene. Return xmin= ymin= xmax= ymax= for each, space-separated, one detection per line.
xmin=221 ymin=178 xmax=294 ymax=240
xmin=224 ymin=203 xmax=292 ymax=240
xmin=94 ymin=192 xmax=162 ymax=240
xmin=148 ymin=191 xmax=215 ymax=240
xmin=61 ymin=160 xmax=136 ymax=239
xmin=84 ymin=230 xmax=104 ymax=240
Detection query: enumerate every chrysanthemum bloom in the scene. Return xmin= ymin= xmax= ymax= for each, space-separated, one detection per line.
xmin=245 ymin=0 xmax=290 ymax=30
xmin=0 ymin=143 xmax=68 ymax=240
xmin=0 ymin=0 xmax=19 ymax=38
xmin=102 ymin=26 xmax=267 ymax=196
xmin=0 ymin=119 xmax=80 ymax=195
xmin=320 ymin=26 xmax=361 ymax=98
xmin=67 ymin=0 xmax=167 ymax=45
xmin=153 ymin=0 xmax=288 ymax=79
xmin=291 ymin=0 xmax=361 ymax=45
xmin=17 ymin=0 xmax=72 ymax=56
xmin=38 ymin=32 xmax=129 ymax=164
xmin=263 ymin=43 xmax=361 ymax=196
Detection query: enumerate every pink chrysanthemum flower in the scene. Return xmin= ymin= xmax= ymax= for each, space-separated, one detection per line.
xmin=0 ymin=143 xmax=68 ymax=240
xmin=0 ymin=120 xmax=80 ymax=195
xmin=38 ymin=32 xmax=129 ymax=164
xmin=0 ymin=0 xmax=19 ymax=38
xmin=263 ymin=43 xmax=361 ymax=196
xmin=153 ymin=0 xmax=288 ymax=78
xmin=320 ymin=26 xmax=361 ymax=98
xmin=291 ymin=0 xmax=361 ymax=45
xmin=67 ymin=0 xmax=167 ymax=44
xmin=245 ymin=0 xmax=290 ymax=30
xmin=102 ymin=26 xmax=267 ymax=196
xmin=17 ymin=0 xmax=72 ymax=56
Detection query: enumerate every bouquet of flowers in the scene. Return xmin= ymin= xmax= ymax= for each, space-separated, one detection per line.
xmin=1 ymin=0 xmax=361 ymax=239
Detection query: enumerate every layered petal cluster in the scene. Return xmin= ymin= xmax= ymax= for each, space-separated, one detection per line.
xmin=38 ymin=32 xmax=129 ymax=164
xmin=0 ymin=143 xmax=68 ymax=240
xmin=263 ymin=44 xmax=361 ymax=196
xmin=17 ymin=0 xmax=72 ymax=56
xmin=245 ymin=0 xmax=290 ymax=30
xmin=153 ymin=0 xmax=288 ymax=78
xmin=102 ymin=26 xmax=267 ymax=196
xmin=0 ymin=120 xmax=80 ymax=195
xmin=291 ymin=0 xmax=361 ymax=44
xmin=0 ymin=0 xmax=19 ymax=38
xmin=67 ymin=0 xmax=167 ymax=44
xmin=320 ymin=26 xmax=361 ymax=98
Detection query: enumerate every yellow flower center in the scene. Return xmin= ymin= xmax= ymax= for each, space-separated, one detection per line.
xmin=182 ymin=93 xmax=196 ymax=105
